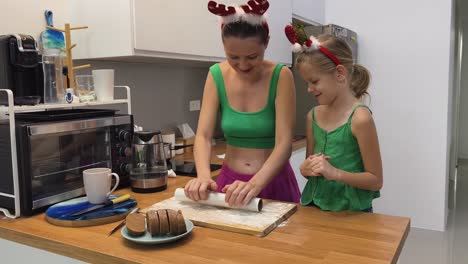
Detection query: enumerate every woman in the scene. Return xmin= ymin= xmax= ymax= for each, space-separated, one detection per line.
xmin=184 ymin=0 xmax=300 ymax=207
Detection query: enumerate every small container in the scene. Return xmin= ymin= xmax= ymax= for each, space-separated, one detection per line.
xmin=75 ymin=75 xmax=96 ymax=102
xmin=43 ymin=49 xmax=65 ymax=104
xmin=64 ymin=88 xmax=75 ymax=103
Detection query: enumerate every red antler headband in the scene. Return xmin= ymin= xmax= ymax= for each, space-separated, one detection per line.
xmin=284 ymin=25 xmax=341 ymax=65
xmin=208 ymin=0 xmax=270 ymax=34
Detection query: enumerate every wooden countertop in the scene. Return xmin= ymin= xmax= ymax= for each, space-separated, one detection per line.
xmin=0 ymin=141 xmax=409 ymax=264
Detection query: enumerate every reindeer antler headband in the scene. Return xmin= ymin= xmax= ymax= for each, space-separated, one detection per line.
xmin=284 ymin=24 xmax=341 ymax=66
xmin=208 ymin=0 xmax=270 ymax=34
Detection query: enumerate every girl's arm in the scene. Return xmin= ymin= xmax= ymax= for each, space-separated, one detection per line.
xmin=339 ymin=107 xmax=383 ymax=191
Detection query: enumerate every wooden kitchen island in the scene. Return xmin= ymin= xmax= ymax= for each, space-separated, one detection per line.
xmin=0 ymin=141 xmax=410 ymax=264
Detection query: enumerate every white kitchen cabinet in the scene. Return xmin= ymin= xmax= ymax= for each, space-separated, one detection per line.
xmin=290 ymin=147 xmax=307 ymax=192
xmin=293 ymin=0 xmax=325 ymax=25
xmin=69 ymin=0 xmax=292 ymax=65
xmin=263 ymin=0 xmax=293 ymax=65
xmin=0 ymin=238 xmax=86 ymax=264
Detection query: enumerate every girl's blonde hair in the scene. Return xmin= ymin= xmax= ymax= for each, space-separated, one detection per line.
xmin=295 ymin=35 xmax=371 ymax=99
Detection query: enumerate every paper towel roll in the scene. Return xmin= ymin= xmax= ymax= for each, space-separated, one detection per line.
xmin=174 ymin=188 xmax=263 ymax=212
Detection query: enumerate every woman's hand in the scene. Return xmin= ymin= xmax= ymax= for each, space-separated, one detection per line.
xmin=221 ymin=180 xmax=262 ymax=208
xmin=184 ymin=177 xmax=218 ymax=201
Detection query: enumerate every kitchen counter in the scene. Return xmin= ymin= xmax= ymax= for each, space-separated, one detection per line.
xmin=0 ymin=141 xmax=409 ymax=264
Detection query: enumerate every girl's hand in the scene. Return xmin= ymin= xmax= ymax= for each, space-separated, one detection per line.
xmin=221 ymin=180 xmax=262 ymax=208
xmin=309 ymin=155 xmax=339 ymax=181
xmin=184 ymin=177 xmax=218 ymax=201
xmin=300 ymin=153 xmax=329 ymax=177
xmin=300 ymin=154 xmax=320 ymax=177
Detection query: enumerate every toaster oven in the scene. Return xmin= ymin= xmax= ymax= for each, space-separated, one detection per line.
xmin=0 ymin=113 xmax=133 ymax=215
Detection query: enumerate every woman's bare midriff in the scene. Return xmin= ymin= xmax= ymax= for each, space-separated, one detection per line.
xmin=224 ymin=144 xmax=273 ymax=175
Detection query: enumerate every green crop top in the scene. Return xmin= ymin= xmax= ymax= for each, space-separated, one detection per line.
xmin=209 ymin=63 xmax=284 ymax=149
xmin=301 ymin=104 xmax=380 ymax=211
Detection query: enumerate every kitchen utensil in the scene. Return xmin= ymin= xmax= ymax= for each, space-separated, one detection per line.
xmin=40 ymin=9 xmax=65 ymax=51
xmin=148 ymin=196 xmax=297 ymax=237
xmin=130 ymin=131 xmax=168 ymax=193
xmin=121 ymin=219 xmax=194 ymax=244
xmin=107 ymin=207 xmax=140 ymax=236
xmin=174 ymin=188 xmax=262 ymax=212
xmin=71 ymin=194 xmax=130 ymax=216
xmin=45 ymin=195 xmax=137 ymax=227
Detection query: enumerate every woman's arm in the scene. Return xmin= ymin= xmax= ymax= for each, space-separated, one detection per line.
xmin=185 ymin=71 xmax=219 ymax=200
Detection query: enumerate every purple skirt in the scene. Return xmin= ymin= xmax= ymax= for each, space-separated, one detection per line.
xmin=216 ymin=161 xmax=301 ymax=203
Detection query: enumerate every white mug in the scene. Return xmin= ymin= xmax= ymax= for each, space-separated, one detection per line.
xmin=83 ymin=168 xmax=120 ymax=204
xmin=92 ymin=69 xmax=114 ymax=102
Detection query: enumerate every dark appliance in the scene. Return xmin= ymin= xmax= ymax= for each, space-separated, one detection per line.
xmin=0 ymin=110 xmax=133 ymax=215
xmin=0 ymin=34 xmax=44 ymax=105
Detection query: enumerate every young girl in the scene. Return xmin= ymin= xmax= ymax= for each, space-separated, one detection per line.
xmin=184 ymin=1 xmax=300 ymax=207
xmin=285 ymin=25 xmax=382 ymax=212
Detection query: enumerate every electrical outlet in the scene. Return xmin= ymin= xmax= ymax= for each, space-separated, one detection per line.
xmin=189 ymin=100 xmax=201 ymax=111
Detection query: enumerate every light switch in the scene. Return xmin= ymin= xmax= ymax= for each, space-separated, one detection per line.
xmin=189 ymin=100 xmax=201 ymax=111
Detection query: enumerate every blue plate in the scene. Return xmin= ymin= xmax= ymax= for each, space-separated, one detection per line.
xmin=121 ymin=219 xmax=194 ymax=244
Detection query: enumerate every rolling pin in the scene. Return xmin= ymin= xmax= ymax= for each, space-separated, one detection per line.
xmin=174 ymin=188 xmax=263 ymax=212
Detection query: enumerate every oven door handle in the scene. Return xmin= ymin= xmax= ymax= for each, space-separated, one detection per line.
xmin=28 ymin=116 xmax=131 ymax=136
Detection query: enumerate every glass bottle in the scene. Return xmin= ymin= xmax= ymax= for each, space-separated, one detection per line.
xmin=42 ymin=49 xmax=64 ymax=104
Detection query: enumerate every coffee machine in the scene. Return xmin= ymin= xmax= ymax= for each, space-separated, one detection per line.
xmin=0 ymin=34 xmax=44 ymax=105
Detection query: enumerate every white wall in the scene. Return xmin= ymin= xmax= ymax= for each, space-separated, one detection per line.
xmin=457 ymin=0 xmax=468 ymax=159
xmin=325 ymin=0 xmax=452 ymax=231
xmin=0 ymin=0 xmax=69 ymax=40
xmin=293 ymin=0 xmax=325 ymax=25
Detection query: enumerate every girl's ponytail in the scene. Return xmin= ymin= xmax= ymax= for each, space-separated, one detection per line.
xmin=350 ymin=64 xmax=371 ymax=99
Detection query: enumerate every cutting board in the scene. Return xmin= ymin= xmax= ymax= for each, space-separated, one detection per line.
xmin=45 ymin=195 xmax=137 ymax=227
xmin=146 ymin=197 xmax=297 ymax=237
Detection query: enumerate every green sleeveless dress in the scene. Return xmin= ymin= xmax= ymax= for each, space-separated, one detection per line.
xmin=301 ymin=104 xmax=380 ymax=211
